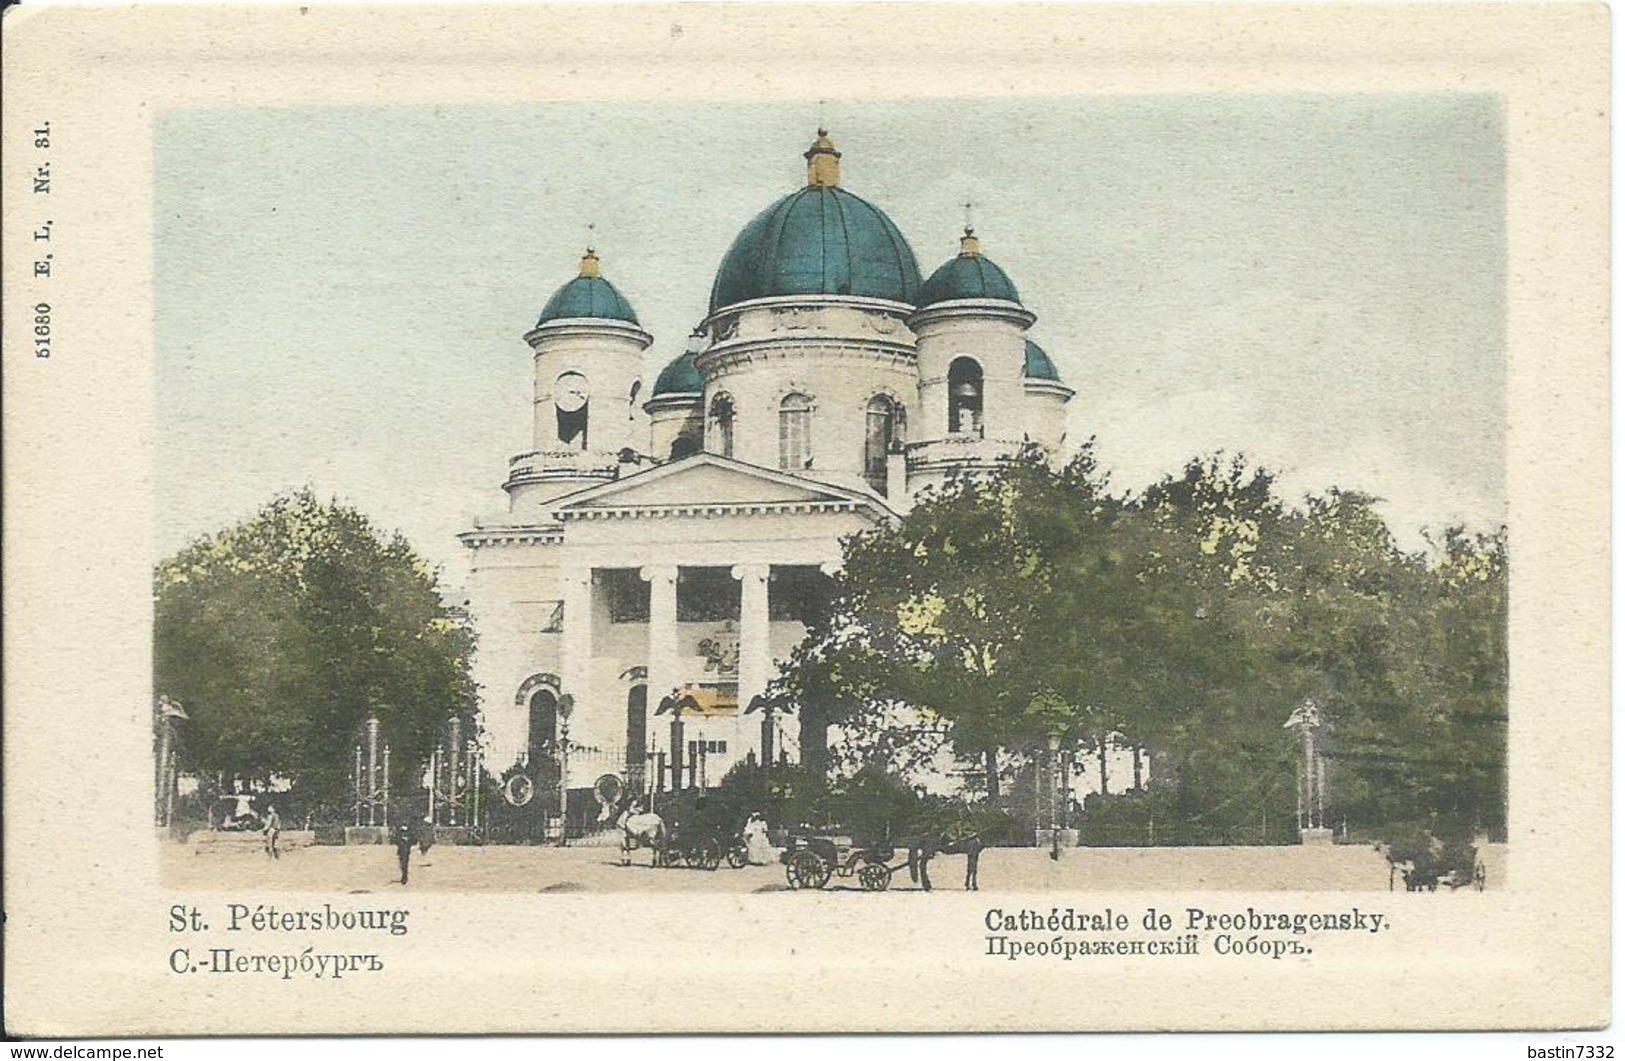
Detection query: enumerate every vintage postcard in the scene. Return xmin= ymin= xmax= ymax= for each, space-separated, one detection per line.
xmin=1 ymin=2 xmax=1609 ymax=1037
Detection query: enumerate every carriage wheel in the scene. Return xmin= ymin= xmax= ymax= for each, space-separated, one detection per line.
xmin=786 ymin=850 xmax=828 ymax=890
xmin=682 ymin=845 xmax=704 ymax=869
xmin=726 ymin=843 xmax=748 ymax=870
xmin=858 ymin=863 xmax=891 ymax=892
xmin=700 ymin=839 xmax=723 ymax=871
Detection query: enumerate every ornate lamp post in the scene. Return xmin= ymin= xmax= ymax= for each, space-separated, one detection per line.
xmin=655 ymin=688 xmax=687 ymax=791
xmin=154 ymin=695 xmax=189 ymax=829
xmin=1284 ymin=699 xmax=1331 ymax=844
xmin=743 ymin=693 xmax=785 ymax=767
xmin=555 ymin=693 xmax=574 ymax=844
xmin=365 ymin=714 xmax=382 ymax=827
xmin=1047 ymin=733 xmax=1064 ymax=861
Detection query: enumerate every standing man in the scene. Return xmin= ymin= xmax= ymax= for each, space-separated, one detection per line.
xmin=262 ymin=805 xmax=282 ymax=860
xmin=392 ymin=817 xmax=419 ymax=885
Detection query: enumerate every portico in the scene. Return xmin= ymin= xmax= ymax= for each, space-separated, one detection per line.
xmin=468 ymin=453 xmax=887 ymax=808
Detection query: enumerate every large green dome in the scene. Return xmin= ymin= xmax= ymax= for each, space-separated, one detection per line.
xmin=709 ymin=187 xmax=923 ymax=313
xmin=709 ymin=135 xmax=923 ymax=314
xmin=919 ymin=232 xmax=1021 ymax=306
xmin=651 ymin=349 xmax=703 ymax=397
xmin=536 ymin=252 xmax=639 ymax=326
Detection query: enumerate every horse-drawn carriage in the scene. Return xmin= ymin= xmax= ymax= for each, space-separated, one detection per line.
xmin=659 ymin=822 xmax=727 ymax=870
xmin=780 ymin=832 xmax=898 ymax=891
xmin=617 ymin=801 xmax=747 ymax=871
xmin=1385 ymin=838 xmax=1487 ymax=892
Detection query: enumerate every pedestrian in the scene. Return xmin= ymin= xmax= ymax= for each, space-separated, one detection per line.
xmin=743 ymin=812 xmax=775 ymax=865
xmin=392 ymin=817 xmax=419 ymax=885
xmin=262 ymin=805 xmax=282 ymax=860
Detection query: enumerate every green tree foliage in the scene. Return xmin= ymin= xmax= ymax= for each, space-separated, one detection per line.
xmin=777 ymin=448 xmax=1119 ymax=796
xmin=777 ymin=448 xmax=1506 ymax=844
xmin=154 ymin=491 xmax=476 ymax=811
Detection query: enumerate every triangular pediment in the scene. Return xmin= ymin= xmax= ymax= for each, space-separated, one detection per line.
xmin=554 ymin=453 xmax=887 ymax=514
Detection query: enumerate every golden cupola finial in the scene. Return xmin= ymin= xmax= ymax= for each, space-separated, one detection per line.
xmin=578 ymin=247 xmax=601 ymax=278
xmin=804 ymin=127 xmax=842 ymax=188
xmin=959 ymin=225 xmax=981 ymax=258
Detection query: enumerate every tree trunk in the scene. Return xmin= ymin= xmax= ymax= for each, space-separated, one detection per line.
xmin=1132 ymin=745 xmax=1143 ymax=791
xmin=984 ymin=747 xmax=1000 ymax=800
xmin=800 ymin=703 xmax=828 ymax=778
xmin=1098 ymin=735 xmax=1109 ymax=796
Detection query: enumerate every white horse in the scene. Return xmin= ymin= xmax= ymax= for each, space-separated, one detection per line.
xmin=617 ymin=805 xmax=666 ymax=867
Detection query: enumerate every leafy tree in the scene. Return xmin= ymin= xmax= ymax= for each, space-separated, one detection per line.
xmin=776 ymin=448 xmax=1118 ymax=797
xmin=154 ymin=491 xmax=476 ymax=812
xmin=778 ymin=446 xmax=1507 ymax=846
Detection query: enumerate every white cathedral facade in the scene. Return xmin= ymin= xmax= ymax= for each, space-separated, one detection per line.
xmin=460 ymin=130 xmax=1073 ymax=826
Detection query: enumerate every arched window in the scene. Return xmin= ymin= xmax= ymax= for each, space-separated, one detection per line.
xmin=527 ymin=688 xmax=559 ymax=771
xmin=778 ymin=392 xmax=813 ymax=470
xmin=555 ymin=371 xmax=589 ymax=450
xmin=865 ymin=395 xmax=904 ymax=494
xmin=709 ymin=393 xmax=736 ymax=458
xmin=948 ymin=358 xmax=984 ymax=436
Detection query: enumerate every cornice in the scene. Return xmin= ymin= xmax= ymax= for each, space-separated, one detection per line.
xmin=696 ymin=338 xmax=918 ymax=379
xmin=642 ymin=392 xmax=703 ymax=415
xmin=700 ymin=293 xmax=916 ymax=333
xmin=458 ymin=525 xmax=567 ymax=549
xmin=523 ymin=318 xmax=654 ymax=350
xmin=559 ymin=499 xmax=879 ymax=522
xmin=1023 ymin=378 xmax=1076 ymax=401
xmin=906 ymin=298 xmax=1037 ymax=331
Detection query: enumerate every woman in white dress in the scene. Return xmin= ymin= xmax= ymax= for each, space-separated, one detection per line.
xmin=743 ymin=812 xmax=776 ymax=865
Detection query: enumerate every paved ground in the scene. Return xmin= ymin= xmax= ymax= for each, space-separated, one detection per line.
xmin=163 ymin=836 xmax=1507 ymax=893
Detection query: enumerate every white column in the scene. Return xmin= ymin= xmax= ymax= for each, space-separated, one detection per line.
xmin=641 ymin=563 xmax=680 ymax=726
xmin=733 ymin=563 xmax=772 ymax=763
xmin=559 ymin=567 xmax=592 ymax=743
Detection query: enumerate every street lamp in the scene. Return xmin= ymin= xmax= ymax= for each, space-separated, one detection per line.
xmin=743 ymin=693 xmax=783 ymax=767
xmin=556 ymin=693 xmax=575 ymax=845
xmin=1048 ymin=733 xmax=1064 ymax=861
xmin=1284 ymin=699 xmax=1329 ymax=842
xmin=655 ymin=688 xmax=687 ymax=791
xmin=154 ymin=695 xmax=189 ymax=828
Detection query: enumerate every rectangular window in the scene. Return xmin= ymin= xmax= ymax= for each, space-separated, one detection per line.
xmin=779 ymin=405 xmax=812 ymax=469
xmin=688 ymin=740 xmax=728 ymax=756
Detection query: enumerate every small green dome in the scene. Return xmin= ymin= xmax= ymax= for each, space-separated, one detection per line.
xmin=1024 ymin=339 xmax=1061 ymax=381
xmin=536 ymin=252 xmax=639 ymax=326
xmin=918 ymin=231 xmax=1021 ymax=307
xmin=710 ymin=186 xmax=923 ymax=313
xmin=651 ymin=350 xmax=702 ymax=396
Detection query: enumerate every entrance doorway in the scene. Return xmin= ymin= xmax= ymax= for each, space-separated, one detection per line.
xmin=626 ymin=685 xmax=648 ymax=798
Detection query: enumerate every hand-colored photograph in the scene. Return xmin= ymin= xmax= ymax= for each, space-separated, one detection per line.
xmin=152 ymin=96 xmax=1507 ymax=898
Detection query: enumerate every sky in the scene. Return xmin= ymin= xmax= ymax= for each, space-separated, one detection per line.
xmin=155 ymin=95 xmax=1504 ymax=578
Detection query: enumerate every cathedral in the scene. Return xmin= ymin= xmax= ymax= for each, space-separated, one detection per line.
xmin=460 ymin=129 xmax=1074 ymax=828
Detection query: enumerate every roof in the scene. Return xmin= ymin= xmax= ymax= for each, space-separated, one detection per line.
xmin=536 ymin=274 xmax=640 ymax=326
xmin=1024 ymin=339 xmax=1061 ymax=381
xmin=651 ymin=349 xmax=703 ymax=397
xmin=709 ymin=186 xmax=923 ymax=313
xmin=919 ymin=251 xmax=1022 ymax=307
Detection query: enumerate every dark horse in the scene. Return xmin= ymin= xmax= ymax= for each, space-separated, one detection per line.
xmin=906 ymin=832 xmax=986 ymax=891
